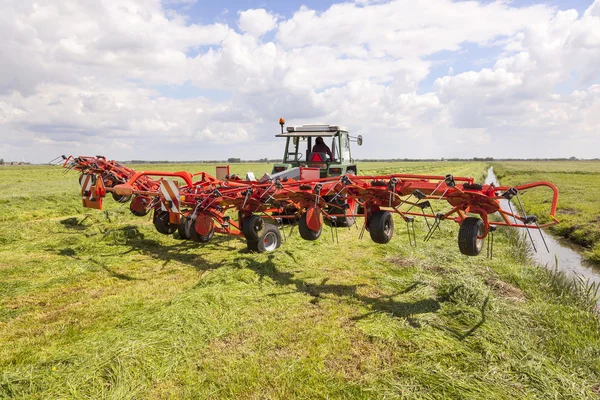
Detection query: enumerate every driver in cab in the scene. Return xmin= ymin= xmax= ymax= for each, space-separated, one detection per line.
xmin=312 ymin=136 xmax=334 ymax=161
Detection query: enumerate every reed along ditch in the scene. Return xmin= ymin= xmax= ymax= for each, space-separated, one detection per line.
xmin=485 ymin=166 xmax=600 ymax=286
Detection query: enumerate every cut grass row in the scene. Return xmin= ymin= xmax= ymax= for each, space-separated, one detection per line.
xmin=1 ymin=161 xmax=599 ymax=399
xmin=492 ymin=161 xmax=600 ymax=264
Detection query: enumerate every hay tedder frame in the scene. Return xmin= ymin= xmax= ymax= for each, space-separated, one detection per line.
xmin=60 ymin=153 xmax=559 ymax=257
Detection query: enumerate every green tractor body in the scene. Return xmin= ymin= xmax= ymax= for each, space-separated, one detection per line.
xmin=271 ymin=124 xmax=362 ymax=178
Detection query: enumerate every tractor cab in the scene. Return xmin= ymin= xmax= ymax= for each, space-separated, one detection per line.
xmin=272 ymin=120 xmax=362 ymax=178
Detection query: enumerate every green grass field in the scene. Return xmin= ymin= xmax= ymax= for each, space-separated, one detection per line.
xmin=492 ymin=161 xmax=600 ymax=265
xmin=1 ymin=161 xmax=600 ymax=399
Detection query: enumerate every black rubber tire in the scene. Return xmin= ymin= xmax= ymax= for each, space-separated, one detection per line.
xmin=130 ymin=195 xmax=151 ymax=217
xmin=178 ymin=216 xmax=191 ymax=240
xmin=242 ymin=215 xmax=263 ymax=240
xmin=255 ymin=224 xmax=282 ymax=253
xmin=458 ymin=217 xmax=485 ymax=256
xmin=369 ymin=210 xmax=394 ymax=244
xmin=188 ymin=217 xmax=215 ymax=243
xmin=154 ymin=210 xmax=177 ymax=235
xmin=328 ymin=198 xmax=357 ymax=227
xmin=112 ymin=192 xmax=132 ymax=203
xmin=298 ymin=213 xmax=322 ymax=241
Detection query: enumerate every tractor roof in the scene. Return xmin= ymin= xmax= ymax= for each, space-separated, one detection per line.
xmin=276 ymin=125 xmax=348 ymax=137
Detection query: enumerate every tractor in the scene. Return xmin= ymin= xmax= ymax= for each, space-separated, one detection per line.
xmin=271 ymin=119 xmax=363 ymax=178
xmin=267 ymin=119 xmax=364 ymax=226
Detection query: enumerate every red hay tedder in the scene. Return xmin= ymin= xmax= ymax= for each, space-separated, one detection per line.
xmin=60 ymin=121 xmax=559 ymax=257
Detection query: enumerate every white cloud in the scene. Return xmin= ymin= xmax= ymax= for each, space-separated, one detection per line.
xmin=238 ymin=9 xmax=277 ymax=37
xmin=1 ymin=0 xmax=600 ymax=162
xmin=431 ymin=0 xmax=600 ymax=152
xmin=276 ymin=1 xmax=553 ymax=57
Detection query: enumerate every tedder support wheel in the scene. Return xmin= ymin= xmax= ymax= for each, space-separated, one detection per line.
xmin=130 ymin=195 xmax=151 ymax=217
xmin=112 ymin=192 xmax=132 ymax=203
xmin=328 ymin=198 xmax=357 ymax=227
xmin=178 ymin=215 xmax=191 ymax=240
xmin=189 ymin=225 xmax=214 ymax=243
xmin=242 ymin=215 xmax=264 ymax=241
xmin=247 ymin=224 xmax=282 ymax=253
xmin=188 ymin=215 xmax=215 ymax=243
xmin=299 ymin=213 xmax=322 ymax=241
xmin=369 ymin=210 xmax=394 ymax=244
xmin=154 ymin=210 xmax=177 ymax=235
xmin=246 ymin=223 xmax=281 ymax=253
xmin=458 ymin=217 xmax=485 ymax=256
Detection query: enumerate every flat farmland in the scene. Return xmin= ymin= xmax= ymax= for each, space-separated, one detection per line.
xmin=1 ymin=161 xmax=599 ymax=399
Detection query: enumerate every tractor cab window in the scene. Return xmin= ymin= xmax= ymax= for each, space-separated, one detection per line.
xmin=284 ymin=136 xmax=307 ymax=162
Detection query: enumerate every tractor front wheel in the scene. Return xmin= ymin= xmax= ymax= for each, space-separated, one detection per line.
xmin=369 ymin=210 xmax=394 ymax=244
xmin=458 ymin=217 xmax=485 ymax=256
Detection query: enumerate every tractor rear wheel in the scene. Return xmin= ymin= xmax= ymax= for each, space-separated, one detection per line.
xmin=154 ymin=210 xmax=177 ymax=235
xmin=369 ymin=211 xmax=394 ymax=244
xmin=458 ymin=217 xmax=485 ymax=256
xmin=299 ymin=213 xmax=322 ymax=241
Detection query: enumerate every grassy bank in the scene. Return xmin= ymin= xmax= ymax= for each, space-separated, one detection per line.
xmin=1 ymin=161 xmax=600 ymax=399
xmin=492 ymin=161 xmax=600 ymax=265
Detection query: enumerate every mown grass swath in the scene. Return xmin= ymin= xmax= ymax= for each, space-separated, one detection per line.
xmin=1 ymin=161 xmax=600 ymax=399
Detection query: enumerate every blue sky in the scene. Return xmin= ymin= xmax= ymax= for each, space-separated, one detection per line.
xmin=177 ymin=0 xmax=592 ymax=19
xmin=176 ymin=0 xmax=593 ymax=26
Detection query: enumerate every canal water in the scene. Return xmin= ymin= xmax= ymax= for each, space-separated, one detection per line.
xmin=485 ymin=167 xmax=600 ymax=285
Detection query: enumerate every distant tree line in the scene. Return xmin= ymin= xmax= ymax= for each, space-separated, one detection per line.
xmin=125 ymin=158 xmax=283 ymax=164
xmin=0 ymin=159 xmax=31 ymax=165
xmin=113 ymin=157 xmax=600 ymax=165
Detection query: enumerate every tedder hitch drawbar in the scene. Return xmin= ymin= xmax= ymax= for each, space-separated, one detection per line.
xmin=64 ymin=155 xmax=560 ymax=257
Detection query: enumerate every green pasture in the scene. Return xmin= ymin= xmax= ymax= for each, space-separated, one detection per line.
xmin=493 ymin=161 xmax=600 ymax=264
xmin=1 ymin=161 xmax=599 ymax=399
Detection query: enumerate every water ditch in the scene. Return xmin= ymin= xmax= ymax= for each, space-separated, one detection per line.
xmin=485 ymin=166 xmax=600 ymax=286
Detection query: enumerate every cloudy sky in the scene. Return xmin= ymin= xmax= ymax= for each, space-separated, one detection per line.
xmin=1 ymin=0 xmax=599 ymax=163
